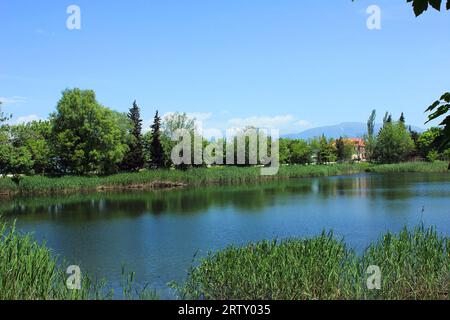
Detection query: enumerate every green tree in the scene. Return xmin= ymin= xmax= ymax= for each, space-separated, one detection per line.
xmin=365 ymin=110 xmax=377 ymax=161
xmin=121 ymin=101 xmax=144 ymax=171
xmin=317 ymin=136 xmax=337 ymax=164
xmin=416 ymin=127 xmax=444 ymax=159
xmin=10 ymin=121 xmax=54 ymax=175
xmin=149 ymin=111 xmax=165 ymax=168
xmin=373 ymin=122 xmax=415 ymax=163
xmin=279 ymin=139 xmax=291 ymax=164
xmin=289 ymin=139 xmax=312 ymax=164
xmin=336 ymin=138 xmax=355 ymax=162
xmin=51 ymin=89 xmax=129 ymax=175
xmin=161 ymin=112 xmax=198 ymax=168
xmin=0 ymin=125 xmax=34 ymax=176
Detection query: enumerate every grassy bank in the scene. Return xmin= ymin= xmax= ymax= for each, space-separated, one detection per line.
xmin=365 ymin=161 xmax=450 ymax=173
xmin=178 ymin=226 xmax=449 ymax=300
xmin=0 ymin=162 xmax=449 ymax=196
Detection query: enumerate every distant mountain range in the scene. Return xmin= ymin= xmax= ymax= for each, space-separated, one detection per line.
xmin=283 ymin=122 xmax=424 ymax=140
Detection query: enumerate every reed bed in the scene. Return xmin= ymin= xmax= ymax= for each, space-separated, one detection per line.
xmin=366 ymin=161 xmax=449 ymax=173
xmin=0 ymin=221 xmax=158 ymax=300
xmin=1 ymin=163 xmax=370 ymax=196
xmin=178 ymin=226 xmax=449 ymax=300
xmin=1 ymin=162 xmax=448 ymax=196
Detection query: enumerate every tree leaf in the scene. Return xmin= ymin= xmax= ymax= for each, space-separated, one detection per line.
xmin=428 ymin=0 xmax=442 ymax=11
xmin=412 ymin=0 xmax=429 ymax=16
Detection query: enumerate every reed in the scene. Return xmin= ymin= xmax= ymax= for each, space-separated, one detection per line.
xmin=366 ymin=161 xmax=449 ymax=173
xmin=177 ymin=226 xmax=449 ymax=300
xmin=0 ymin=221 xmax=158 ymax=300
xmin=0 ymin=163 xmax=370 ymax=196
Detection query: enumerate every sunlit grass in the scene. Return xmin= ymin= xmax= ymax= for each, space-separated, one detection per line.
xmin=0 ymin=221 xmax=158 ymax=300
xmin=367 ymin=161 xmax=449 ymax=173
xmin=0 ymin=163 xmax=368 ymax=195
xmin=177 ymin=226 xmax=449 ymax=300
xmin=1 ymin=162 xmax=448 ymax=196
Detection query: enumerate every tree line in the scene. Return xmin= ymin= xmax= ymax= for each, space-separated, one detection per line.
xmin=0 ymin=89 xmax=188 ymax=176
xmin=1 ymin=89 xmax=450 ymax=177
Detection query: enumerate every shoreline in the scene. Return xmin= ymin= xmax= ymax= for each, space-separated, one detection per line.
xmin=0 ymin=162 xmax=449 ymax=198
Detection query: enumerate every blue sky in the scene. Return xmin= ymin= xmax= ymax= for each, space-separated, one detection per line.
xmin=1 ymin=0 xmax=449 ymax=134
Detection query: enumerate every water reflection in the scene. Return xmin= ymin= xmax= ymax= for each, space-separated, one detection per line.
xmin=1 ymin=173 xmax=450 ymax=221
xmin=1 ymin=173 xmax=449 ymax=298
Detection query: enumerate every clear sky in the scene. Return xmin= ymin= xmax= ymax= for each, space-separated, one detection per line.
xmin=1 ymin=0 xmax=449 ymax=134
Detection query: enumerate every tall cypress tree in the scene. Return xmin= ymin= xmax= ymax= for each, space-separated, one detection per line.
xmin=150 ymin=111 xmax=165 ymax=168
xmin=122 ymin=100 xmax=144 ymax=171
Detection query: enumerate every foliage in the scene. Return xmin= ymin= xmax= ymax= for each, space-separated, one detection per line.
xmin=0 ymin=222 xmax=101 ymax=300
xmin=336 ymin=138 xmax=355 ymax=162
xmin=288 ymin=139 xmax=312 ymax=164
xmin=317 ymin=136 xmax=337 ymax=164
xmin=0 ymin=163 xmax=371 ymax=195
xmin=373 ymin=122 xmax=415 ymax=163
xmin=426 ymin=150 xmax=440 ymax=162
xmin=160 ymin=112 xmax=198 ymax=168
xmin=426 ymin=92 xmax=450 ymax=152
xmin=51 ymin=89 xmax=130 ymax=175
xmin=149 ymin=111 xmax=165 ymax=168
xmin=11 ymin=121 xmax=55 ymax=174
xmin=406 ymin=0 xmax=450 ymax=16
xmin=0 ymin=101 xmax=11 ymax=123
xmin=121 ymin=101 xmax=145 ymax=171
xmin=366 ymin=161 xmax=449 ymax=173
xmin=416 ymin=127 xmax=444 ymax=158
xmin=178 ymin=226 xmax=449 ymax=300
xmin=0 ymin=221 xmax=158 ymax=300
xmin=353 ymin=0 xmax=450 ymax=16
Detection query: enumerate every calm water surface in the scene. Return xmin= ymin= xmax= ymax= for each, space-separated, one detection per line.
xmin=1 ymin=173 xmax=450 ymax=298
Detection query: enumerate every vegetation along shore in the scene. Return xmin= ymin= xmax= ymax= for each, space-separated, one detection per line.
xmin=0 ymin=161 xmax=449 ymax=196
xmin=1 ymin=221 xmax=448 ymax=300
xmin=1 ymin=89 xmax=450 ymax=197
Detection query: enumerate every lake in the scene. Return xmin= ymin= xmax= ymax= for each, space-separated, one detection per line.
xmin=1 ymin=173 xmax=450 ymax=298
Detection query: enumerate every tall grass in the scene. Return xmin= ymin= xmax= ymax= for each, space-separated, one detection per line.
xmin=366 ymin=161 xmax=449 ymax=173
xmin=0 ymin=163 xmax=370 ymax=196
xmin=0 ymin=222 xmax=97 ymax=300
xmin=177 ymin=226 xmax=449 ymax=300
xmin=0 ymin=221 xmax=158 ymax=300
xmin=1 ymin=162 xmax=448 ymax=196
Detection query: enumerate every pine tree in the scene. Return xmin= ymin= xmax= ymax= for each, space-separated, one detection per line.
xmin=150 ymin=111 xmax=165 ymax=168
xmin=336 ymin=137 xmax=345 ymax=162
xmin=399 ymin=112 xmax=406 ymax=124
xmin=122 ymin=100 xmax=144 ymax=171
